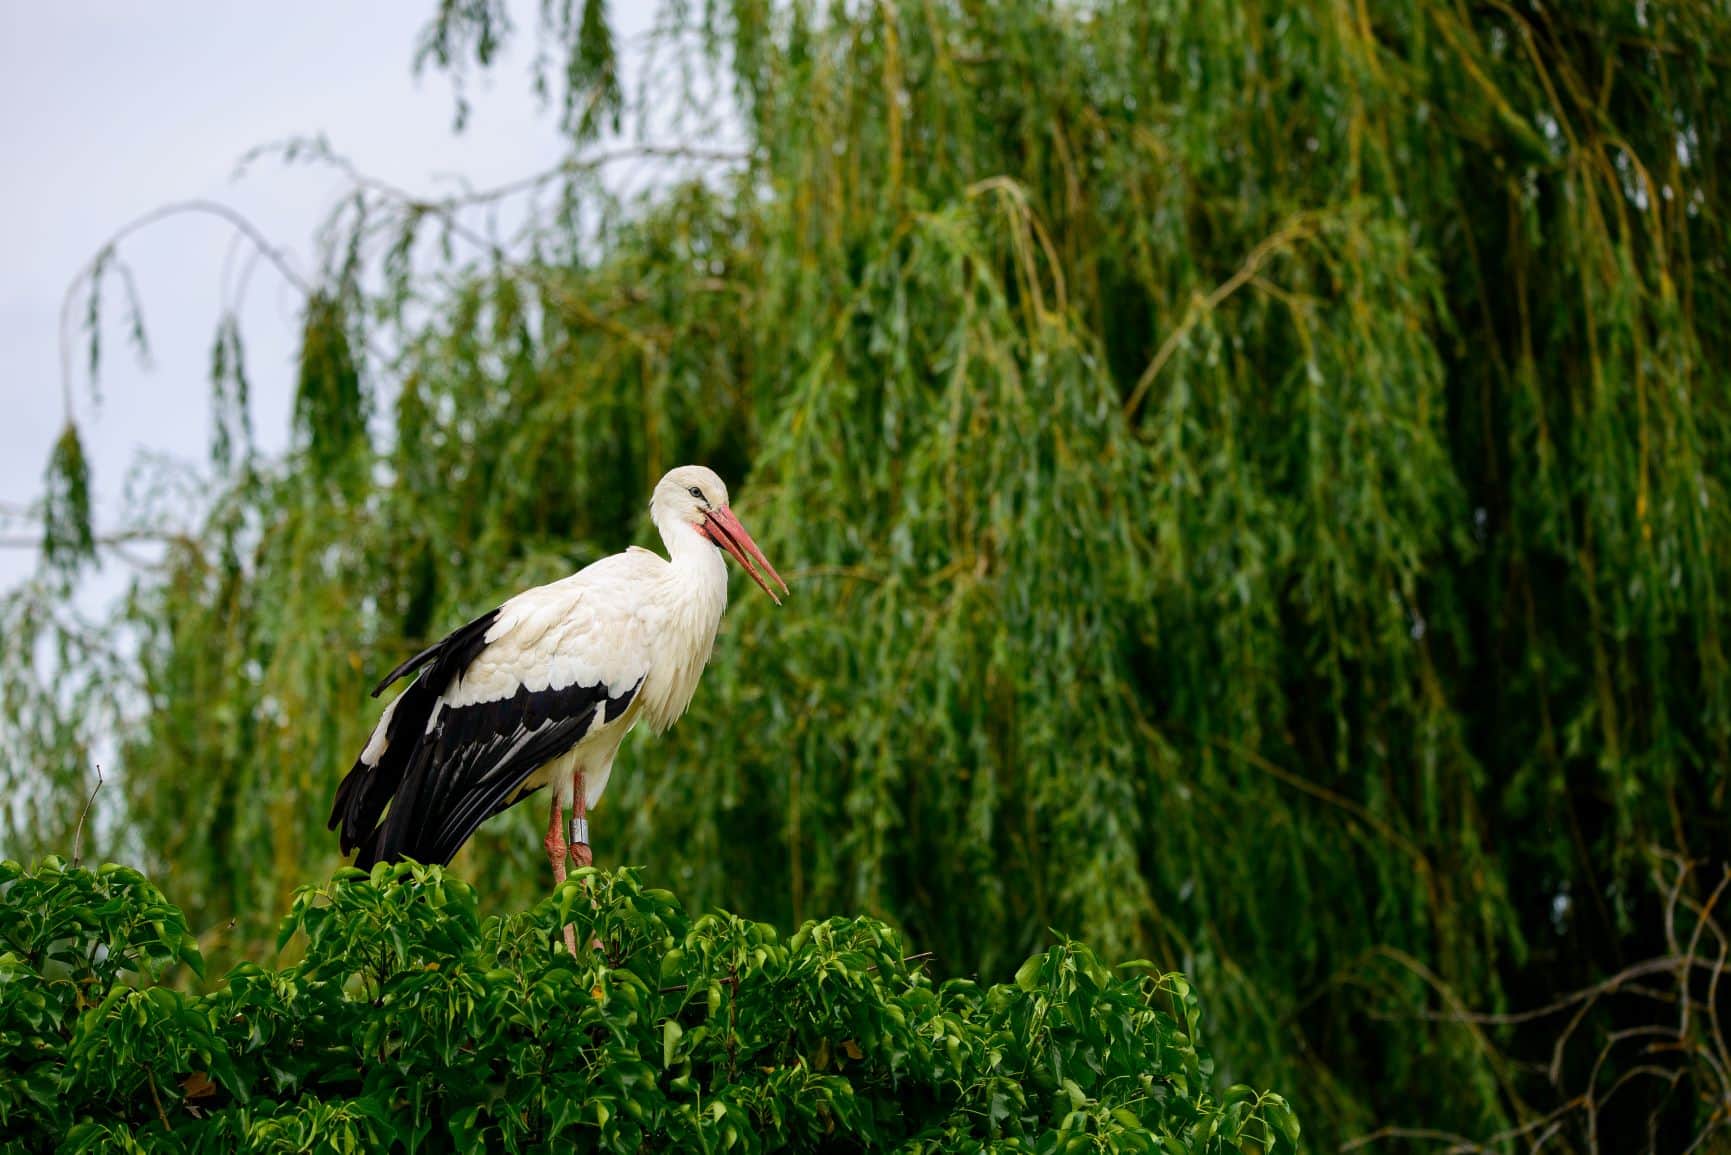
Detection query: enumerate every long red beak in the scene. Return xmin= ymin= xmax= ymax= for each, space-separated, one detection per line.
xmin=703 ymin=506 xmax=789 ymax=605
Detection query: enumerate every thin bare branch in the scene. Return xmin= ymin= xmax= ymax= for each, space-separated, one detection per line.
xmin=70 ymin=763 xmax=104 ymax=869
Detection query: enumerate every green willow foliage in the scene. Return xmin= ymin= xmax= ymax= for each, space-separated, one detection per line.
xmin=7 ymin=0 xmax=1731 ymax=1148
xmin=0 ymin=858 xmax=1297 ymax=1152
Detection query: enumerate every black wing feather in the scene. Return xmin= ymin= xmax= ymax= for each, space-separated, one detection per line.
xmin=331 ymin=603 xmax=642 ymax=866
xmin=369 ymin=610 xmax=499 ymax=698
xmin=328 ymin=607 xmax=501 ymax=854
xmin=363 ymin=680 xmax=632 ymax=867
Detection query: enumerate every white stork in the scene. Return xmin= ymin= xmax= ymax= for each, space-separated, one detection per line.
xmin=329 ymin=466 xmax=786 ymax=952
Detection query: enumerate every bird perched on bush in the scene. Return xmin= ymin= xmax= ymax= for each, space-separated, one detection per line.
xmin=328 ymin=466 xmax=786 ymax=951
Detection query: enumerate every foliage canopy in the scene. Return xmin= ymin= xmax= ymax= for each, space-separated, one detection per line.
xmin=6 ymin=0 xmax=1731 ymax=1148
xmin=0 ymin=857 xmax=1296 ymax=1153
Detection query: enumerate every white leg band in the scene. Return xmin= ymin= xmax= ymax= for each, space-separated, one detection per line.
xmin=570 ymin=817 xmax=589 ymax=845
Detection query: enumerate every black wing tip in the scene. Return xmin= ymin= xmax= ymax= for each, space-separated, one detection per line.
xmin=351 ymin=820 xmax=394 ymax=870
xmin=370 ymin=657 xmax=423 ymax=697
xmin=369 ymin=661 xmax=414 ymax=698
xmin=370 ymin=607 xmax=503 ymax=698
xmin=329 ymin=760 xmax=390 ymax=857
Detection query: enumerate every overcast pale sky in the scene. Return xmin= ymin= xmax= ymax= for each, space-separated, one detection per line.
xmin=0 ymin=4 xmax=661 ymax=590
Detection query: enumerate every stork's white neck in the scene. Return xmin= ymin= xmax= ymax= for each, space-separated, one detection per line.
xmin=638 ymin=507 xmax=729 ymax=733
xmin=656 ymin=508 xmax=729 ymax=593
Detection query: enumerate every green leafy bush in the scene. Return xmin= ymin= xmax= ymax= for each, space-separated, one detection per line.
xmin=0 ymin=858 xmax=1297 ymax=1152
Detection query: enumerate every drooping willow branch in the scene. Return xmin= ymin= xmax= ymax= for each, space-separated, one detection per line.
xmin=57 ymin=198 xmax=313 ymax=422
xmin=39 ymin=136 xmax=751 ymax=563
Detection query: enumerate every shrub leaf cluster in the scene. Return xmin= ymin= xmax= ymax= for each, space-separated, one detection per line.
xmin=0 ymin=858 xmax=1297 ymax=1153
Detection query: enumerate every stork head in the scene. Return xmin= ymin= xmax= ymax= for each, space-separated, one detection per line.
xmin=653 ymin=466 xmax=789 ymax=605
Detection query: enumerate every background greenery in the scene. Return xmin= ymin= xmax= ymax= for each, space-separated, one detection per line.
xmin=5 ymin=1 xmax=1730 ymax=1149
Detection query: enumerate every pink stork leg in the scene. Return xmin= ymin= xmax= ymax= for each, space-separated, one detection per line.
xmin=570 ymin=768 xmax=593 ymax=868
xmin=545 ymin=796 xmax=578 ymax=957
xmin=569 ymin=768 xmax=603 ymax=954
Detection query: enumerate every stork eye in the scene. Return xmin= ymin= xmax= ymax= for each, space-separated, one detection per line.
xmin=688 ymin=486 xmax=706 ymax=503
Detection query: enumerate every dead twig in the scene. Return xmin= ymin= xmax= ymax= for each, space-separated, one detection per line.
xmin=70 ymin=763 xmax=104 ymax=869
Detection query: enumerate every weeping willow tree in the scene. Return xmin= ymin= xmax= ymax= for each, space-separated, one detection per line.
xmin=7 ymin=0 xmax=1731 ymax=1149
